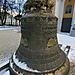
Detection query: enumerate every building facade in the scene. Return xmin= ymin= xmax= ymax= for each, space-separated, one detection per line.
xmin=55 ymin=0 xmax=75 ymax=36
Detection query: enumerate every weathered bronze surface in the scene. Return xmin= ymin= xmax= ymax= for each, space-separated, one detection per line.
xmin=10 ymin=0 xmax=70 ymax=75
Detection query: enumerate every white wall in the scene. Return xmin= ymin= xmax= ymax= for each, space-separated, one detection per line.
xmin=55 ymin=0 xmax=65 ymax=33
xmin=70 ymin=5 xmax=75 ymax=36
xmin=72 ymin=5 xmax=75 ymax=25
xmin=55 ymin=0 xmax=60 ymax=18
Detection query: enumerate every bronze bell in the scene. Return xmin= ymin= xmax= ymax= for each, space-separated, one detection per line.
xmin=9 ymin=0 xmax=70 ymax=75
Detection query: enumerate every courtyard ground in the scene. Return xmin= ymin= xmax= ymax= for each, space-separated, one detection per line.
xmin=0 ymin=27 xmax=75 ymax=75
xmin=0 ymin=27 xmax=21 ymax=65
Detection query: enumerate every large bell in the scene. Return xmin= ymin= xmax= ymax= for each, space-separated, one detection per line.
xmin=9 ymin=0 xmax=70 ymax=75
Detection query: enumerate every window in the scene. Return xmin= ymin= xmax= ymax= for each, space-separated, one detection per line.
xmin=65 ymin=4 xmax=72 ymax=14
xmin=68 ymin=0 xmax=72 ymax=2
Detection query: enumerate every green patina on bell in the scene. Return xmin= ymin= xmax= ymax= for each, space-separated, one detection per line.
xmin=9 ymin=0 xmax=70 ymax=75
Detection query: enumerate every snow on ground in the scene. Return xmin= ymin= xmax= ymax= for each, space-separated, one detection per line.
xmin=57 ymin=33 xmax=75 ymax=63
xmin=0 ymin=68 xmax=9 ymax=75
xmin=0 ymin=60 xmax=9 ymax=68
xmin=0 ymin=26 xmax=21 ymax=31
xmin=57 ymin=33 xmax=75 ymax=48
xmin=3 ymin=70 xmax=10 ymax=75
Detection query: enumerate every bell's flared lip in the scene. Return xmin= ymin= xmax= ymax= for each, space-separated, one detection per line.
xmin=10 ymin=51 xmax=66 ymax=74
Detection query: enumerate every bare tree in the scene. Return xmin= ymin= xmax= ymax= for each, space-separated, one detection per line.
xmin=0 ymin=0 xmax=8 ymax=25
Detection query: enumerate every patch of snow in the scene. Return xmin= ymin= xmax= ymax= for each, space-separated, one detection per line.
xmin=13 ymin=52 xmax=41 ymax=73
xmin=68 ymin=50 xmax=75 ymax=63
xmin=57 ymin=33 xmax=75 ymax=63
xmin=57 ymin=33 xmax=75 ymax=48
xmin=0 ymin=26 xmax=21 ymax=31
xmin=0 ymin=68 xmax=9 ymax=75
xmin=3 ymin=70 xmax=10 ymax=75
xmin=0 ymin=60 xmax=9 ymax=68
